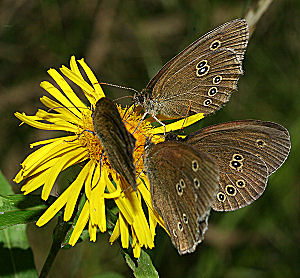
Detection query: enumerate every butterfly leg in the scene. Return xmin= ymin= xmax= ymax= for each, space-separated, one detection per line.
xmin=132 ymin=112 xmax=148 ymax=135
xmin=91 ymin=151 xmax=104 ymax=190
xmin=180 ymin=100 xmax=192 ymax=130
xmin=64 ymin=129 xmax=95 ymax=142
xmin=151 ymin=115 xmax=167 ymax=135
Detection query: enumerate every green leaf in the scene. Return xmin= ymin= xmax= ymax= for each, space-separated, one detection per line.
xmin=0 ymin=241 xmax=38 ymax=278
xmin=0 ymin=224 xmax=29 ymax=249
xmin=0 ymin=172 xmax=38 ymax=277
xmin=0 ymin=170 xmax=14 ymax=195
xmin=0 ymin=194 xmax=50 ymax=229
xmin=124 ymin=249 xmax=158 ymax=278
xmin=90 ymin=272 xmax=125 ymax=278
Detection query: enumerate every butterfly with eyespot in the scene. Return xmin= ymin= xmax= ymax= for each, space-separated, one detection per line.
xmin=93 ymin=97 xmax=137 ymax=191
xmin=144 ymin=120 xmax=290 ymax=254
xmin=144 ymin=138 xmax=220 ymax=255
xmin=134 ymin=18 xmax=249 ymax=120
xmin=184 ymin=120 xmax=291 ymax=211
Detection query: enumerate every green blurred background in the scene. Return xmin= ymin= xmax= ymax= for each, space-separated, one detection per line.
xmin=0 ymin=0 xmax=299 ymax=277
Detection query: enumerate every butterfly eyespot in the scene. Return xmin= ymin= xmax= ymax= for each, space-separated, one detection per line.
xmin=196 ymin=66 xmax=210 ymax=77
xmin=173 ymin=229 xmax=178 ymax=238
xmin=256 ymin=139 xmax=266 ymax=147
xmin=213 ymin=75 xmax=222 ymax=84
xmin=176 ymin=183 xmax=183 ymax=196
xmin=230 ymin=160 xmax=243 ymax=171
xmin=192 ymin=160 xmax=199 ymax=171
xmin=203 ymin=99 xmax=212 ymax=106
xmin=196 ymin=60 xmax=207 ymax=68
xmin=208 ymin=87 xmax=218 ymax=96
xmin=194 ymin=177 xmax=200 ymax=188
xmin=236 ymin=179 xmax=246 ymax=188
xmin=225 ymin=185 xmax=237 ymax=196
xmin=210 ymin=40 xmax=221 ymax=50
xmin=183 ymin=213 xmax=188 ymax=224
xmin=233 ymin=154 xmax=244 ymax=161
xmin=180 ymin=179 xmax=186 ymax=188
xmin=178 ymin=222 xmax=183 ymax=231
xmin=217 ymin=192 xmax=226 ymax=202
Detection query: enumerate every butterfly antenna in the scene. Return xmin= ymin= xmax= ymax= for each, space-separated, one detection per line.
xmin=114 ymin=95 xmax=134 ymax=101
xmin=97 ymin=82 xmax=139 ymax=95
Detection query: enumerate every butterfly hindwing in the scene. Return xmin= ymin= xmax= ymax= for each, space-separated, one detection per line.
xmin=144 ymin=141 xmax=219 ymax=254
xmin=185 ymin=120 xmax=291 ymax=211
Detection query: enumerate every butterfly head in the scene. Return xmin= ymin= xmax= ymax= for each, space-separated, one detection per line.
xmin=133 ymin=89 xmax=146 ymax=107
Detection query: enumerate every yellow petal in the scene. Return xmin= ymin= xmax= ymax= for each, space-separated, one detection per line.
xmin=105 ymin=178 xmax=134 ymax=225
xmin=137 ymin=176 xmax=165 ymax=229
xmin=150 ymin=113 xmax=205 ymax=134
xmin=40 ymin=80 xmax=83 ymax=119
xmin=103 ymin=173 xmax=121 ymax=199
xmin=64 ymin=161 xmax=92 ymax=221
xmin=16 ymin=139 xmax=77 ymax=181
xmin=89 ymin=174 xmax=101 ymax=225
xmin=120 ymin=212 xmax=129 ymax=248
xmin=36 ymin=109 xmax=81 ymax=127
xmin=84 ymin=162 xmax=96 ymax=200
xmin=133 ymin=243 xmax=141 ymax=258
xmin=15 ymin=112 xmax=78 ymax=133
xmin=78 ymin=58 xmax=105 ymax=101
xmin=23 ymin=143 xmax=82 ymax=178
xmin=36 ymin=185 xmax=73 ymax=226
xmin=42 ymin=147 xmax=88 ymax=200
xmin=30 ymin=135 xmax=77 ymax=148
xmin=68 ymin=201 xmax=90 ymax=246
xmin=47 ymin=69 xmax=88 ymax=112
xmin=89 ymin=221 xmax=97 ymax=242
xmin=120 ymin=187 xmax=153 ymax=248
xmin=89 ymin=165 xmax=107 ymax=232
xmin=68 ymin=56 xmax=98 ymax=106
xmin=40 ymin=96 xmax=82 ymax=122
xmin=60 ymin=65 xmax=97 ymax=104
xmin=21 ymin=170 xmax=49 ymax=194
xmin=109 ymin=218 xmax=120 ymax=244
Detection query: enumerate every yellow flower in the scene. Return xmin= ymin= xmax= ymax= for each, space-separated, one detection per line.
xmin=14 ymin=56 xmax=204 ymax=257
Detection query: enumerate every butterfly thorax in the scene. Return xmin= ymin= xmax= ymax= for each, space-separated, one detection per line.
xmin=134 ymin=88 xmax=163 ymax=117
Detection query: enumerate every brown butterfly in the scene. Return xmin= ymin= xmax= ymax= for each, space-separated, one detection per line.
xmin=134 ymin=19 xmax=249 ymax=120
xmin=184 ymin=120 xmax=291 ymax=211
xmin=144 ymin=140 xmax=219 ymax=254
xmin=93 ymin=97 xmax=137 ymax=190
xmin=144 ymin=120 xmax=290 ymax=254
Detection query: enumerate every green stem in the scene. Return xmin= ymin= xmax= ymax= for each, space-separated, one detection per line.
xmin=39 ymin=217 xmax=71 ymax=278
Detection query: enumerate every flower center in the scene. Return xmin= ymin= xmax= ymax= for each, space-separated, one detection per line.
xmin=77 ymin=105 xmax=163 ymax=176
xmin=78 ymin=111 xmax=109 ymax=165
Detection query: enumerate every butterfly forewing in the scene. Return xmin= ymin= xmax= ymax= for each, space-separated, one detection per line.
xmin=139 ymin=19 xmax=249 ymax=119
xmin=144 ymin=141 xmax=219 ymax=254
xmin=93 ymin=97 xmax=137 ymax=190
xmin=185 ymin=120 xmax=291 ymax=211
xmin=156 ymin=48 xmax=243 ymax=118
